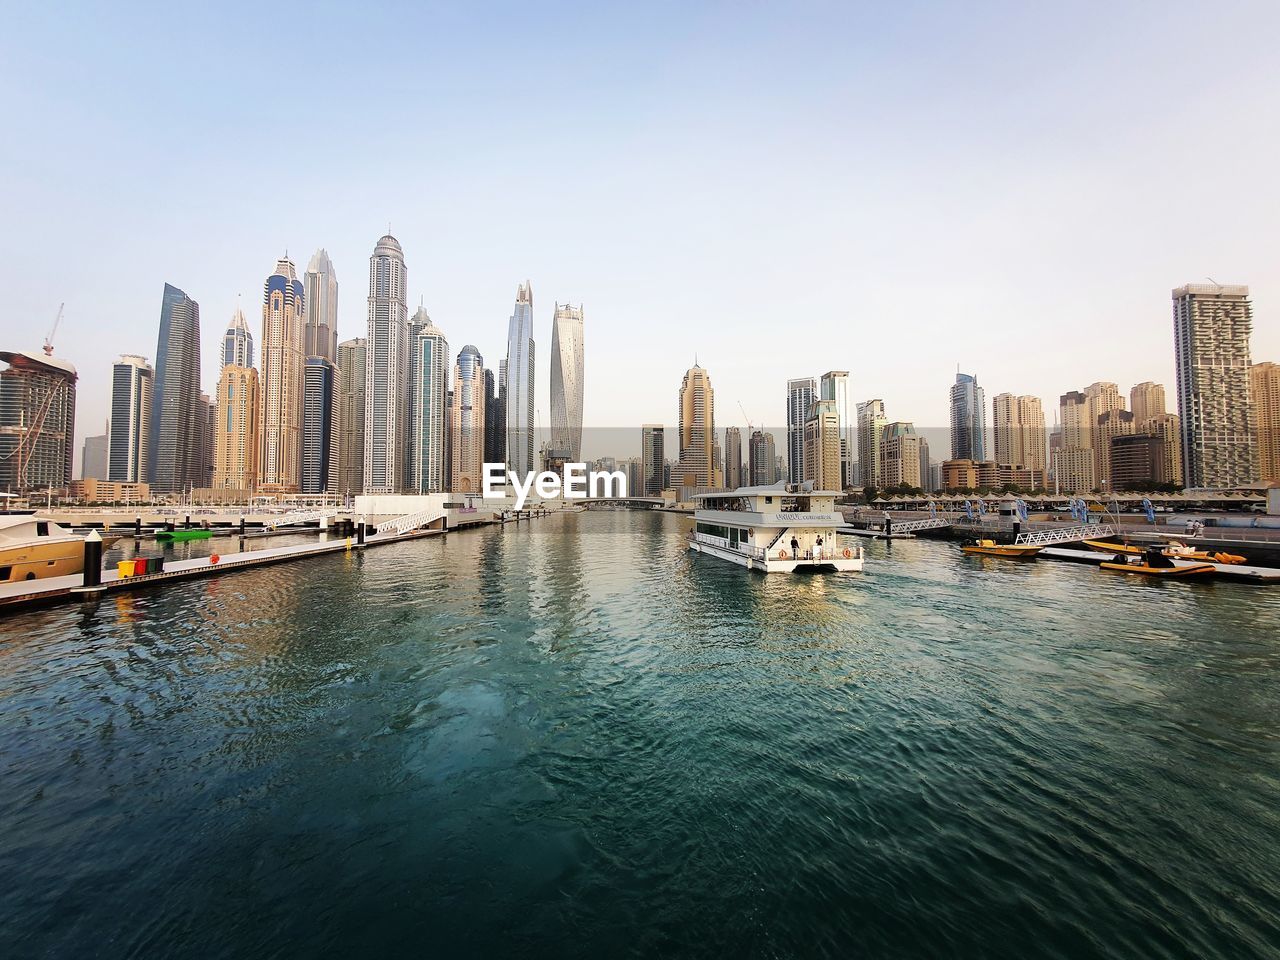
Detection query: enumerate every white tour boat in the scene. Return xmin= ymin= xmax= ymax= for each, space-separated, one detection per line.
xmin=688 ymin=484 xmax=864 ymax=573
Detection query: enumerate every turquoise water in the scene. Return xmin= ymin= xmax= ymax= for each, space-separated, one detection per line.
xmin=3 ymin=510 xmax=1279 ymax=958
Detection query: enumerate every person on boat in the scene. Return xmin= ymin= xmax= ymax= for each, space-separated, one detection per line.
xmin=816 ymin=535 xmax=824 ymax=558
xmin=790 ymin=536 xmax=799 ymax=558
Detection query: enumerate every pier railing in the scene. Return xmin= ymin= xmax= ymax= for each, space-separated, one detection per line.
xmin=375 ymin=508 xmax=447 ymax=536
xmin=1014 ymin=523 xmax=1115 ymax=546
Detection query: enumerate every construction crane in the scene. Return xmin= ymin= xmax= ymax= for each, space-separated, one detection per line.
xmin=43 ymin=303 xmax=64 ymax=356
xmin=738 ymin=401 xmax=754 ymax=434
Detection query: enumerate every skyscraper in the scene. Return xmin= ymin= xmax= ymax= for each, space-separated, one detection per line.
xmin=0 ymin=349 xmax=77 ymax=492
xmin=484 ymin=367 xmax=505 ymax=468
xmin=301 ymin=358 xmax=336 ymax=493
xmin=304 ymin=249 xmax=339 ymax=363
xmin=549 ymin=302 xmax=584 ymax=463
xmin=213 ymin=365 xmax=259 ymax=490
xmin=259 ymin=258 xmax=305 ymax=493
xmin=724 ymin=425 xmax=743 ymax=490
xmin=108 ymin=355 xmax=152 ymax=483
xmin=1054 ymin=390 xmax=1095 ymax=493
xmin=856 ymin=399 xmax=886 ymax=489
xmin=407 ymin=307 xmax=448 ymax=493
xmin=148 ymin=283 xmax=202 ymax=494
xmin=786 ymin=377 xmax=816 ymax=484
xmin=819 ymin=371 xmax=852 ymax=488
xmin=1095 ymin=408 xmax=1135 ymax=491
xmin=222 ymin=308 xmax=254 ymax=370
xmin=802 ymin=399 xmax=841 ymax=489
xmin=1174 ymin=284 xmax=1258 ymax=488
xmin=504 ymin=282 xmax=535 ymax=476
xmin=1129 ymin=382 xmax=1166 ymax=425
xmin=950 ymin=372 xmax=986 ymax=461
xmin=1143 ymin=413 xmax=1183 ymax=489
xmin=335 ymin=338 xmax=366 ymax=497
xmin=748 ymin=430 xmax=777 ymax=486
xmin=880 ymin=421 xmax=922 ymax=489
xmin=992 ymin=393 xmax=1046 ymax=472
xmin=82 ymin=431 xmax=107 ymax=481
xmin=1251 ymin=362 xmax=1280 ymax=483
xmin=364 ymin=234 xmax=409 ymax=494
xmin=642 ymin=425 xmax=665 ymax=496
xmin=450 ymin=345 xmax=486 ymax=493
xmin=677 ymin=364 xmax=716 ymax=488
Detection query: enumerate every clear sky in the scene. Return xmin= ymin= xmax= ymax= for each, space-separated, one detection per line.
xmin=3 ymin=0 xmax=1277 ymax=462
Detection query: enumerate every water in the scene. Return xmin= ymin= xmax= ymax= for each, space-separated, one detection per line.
xmin=3 ymin=510 xmax=1279 ymax=959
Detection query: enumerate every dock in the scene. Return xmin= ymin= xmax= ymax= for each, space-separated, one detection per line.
xmin=1039 ymin=546 xmax=1280 ymax=583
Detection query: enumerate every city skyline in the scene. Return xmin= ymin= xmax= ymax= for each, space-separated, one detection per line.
xmin=8 ymin=3 xmax=1278 ymax=459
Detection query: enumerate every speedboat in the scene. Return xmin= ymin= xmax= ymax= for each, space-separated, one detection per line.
xmin=1099 ymin=548 xmax=1215 ymax=579
xmin=1162 ymin=541 xmax=1245 ymax=565
xmin=960 ymin=539 xmax=1041 ymax=559
xmin=155 ymin=529 xmax=213 ymax=542
xmin=0 ymin=515 xmax=89 ymax=582
xmin=688 ymin=483 xmax=864 ymax=573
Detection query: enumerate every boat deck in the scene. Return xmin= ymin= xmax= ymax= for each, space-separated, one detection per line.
xmin=1040 ymin=547 xmax=1280 ymax=583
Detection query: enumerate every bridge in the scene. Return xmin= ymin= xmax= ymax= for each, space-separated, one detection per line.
xmin=885 ymin=517 xmax=953 ymax=534
xmin=271 ymin=508 xmax=340 ymax=527
xmin=1014 ymin=523 xmax=1115 ymax=546
xmin=376 ymin=507 xmax=448 ymax=536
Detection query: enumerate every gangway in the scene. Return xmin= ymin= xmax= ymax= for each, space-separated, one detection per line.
xmin=375 ymin=507 xmax=446 ymax=536
xmin=272 ymin=508 xmax=340 ymax=527
xmin=1014 ymin=523 xmax=1114 ymax=547
xmin=887 ymin=517 xmax=952 ymax=534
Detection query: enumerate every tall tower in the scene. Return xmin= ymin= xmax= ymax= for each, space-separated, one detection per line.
xmin=0 ymin=350 xmax=77 ymax=492
xmin=549 ymin=302 xmax=584 ymax=462
xmin=148 ymin=283 xmax=201 ymax=494
xmin=1174 ymin=284 xmax=1257 ymax=488
xmin=301 ymin=358 xmax=336 ymax=493
xmin=213 ymin=365 xmax=259 ymax=490
xmin=335 ymin=338 xmax=367 ymax=497
xmin=803 ymin=399 xmax=841 ymax=489
xmin=950 ymin=372 xmax=986 ymax=461
xmin=108 ymin=355 xmax=152 ymax=483
xmin=856 ymin=399 xmax=886 ymax=489
xmin=450 ymin=345 xmax=486 ymax=493
xmin=484 ymin=367 xmax=505 ymax=467
xmin=724 ymin=425 xmax=743 ymax=490
xmin=785 ymin=377 xmax=816 ymax=484
xmin=408 ymin=307 xmax=448 ymax=492
xmin=642 ymin=425 xmax=665 ymax=496
xmin=992 ymin=393 xmax=1046 ymax=472
xmin=1129 ymin=382 xmax=1166 ymax=424
xmin=748 ymin=430 xmax=777 ymax=486
xmin=222 ymin=308 xmax=254 ymax=370
xmin=819 ymin=371 xmax=851 ymax=488
xmin=1251 ymin=362 xmax=1280 ymax=483
xmin=258 ymin=258 xmax=305 ymax=493
xmin=304 ymin=249 xmax=339 ymax=363
xmin=364 ymin=234 xmax=409 ymax=494
xmin=880 ymin=421 xmax=922 ymax=489
xmin=677 ymin=364 xmax=716 ymax=488
xmin=504 ymin=282 xmax=535 ymax=476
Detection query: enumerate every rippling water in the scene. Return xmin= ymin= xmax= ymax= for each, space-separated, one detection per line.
xmin=3 ymin=511 xmax=1280 ymax=959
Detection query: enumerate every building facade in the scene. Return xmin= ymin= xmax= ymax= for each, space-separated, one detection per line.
xmin=213 ymin=365 xmax=259 ymax=490
xmin=803 ymin=399 xmax=841 ymax=489
xmin=259 ymin=258 xmax=305 ymax=493
xmin=880 ymin=421 xmax=921 ymax=489
xmin=484 ymin=367 xmax=504 ymax=468
xmin=677 ymin=365 xmax=717 ymax=488
xmin=549 ymin=302 xmax=584 ymax=463
xmin=1094 ymin=408 xmax=1135 ymax=492
xmin=303 ymin=248 xmax=339 ymax=363
xmin=148 ymin=283 xmax=202 ymax=495
xmin=408 ymin=308 xmax=448 ymax=493
xmin=335 ymin=338 xmax=366 ymax=497
xmin=950 ymin=372 xmax=986 ymax=461
xmin=301 ymin=358 xmax=336 ymax=493
xmin=642 ymin=424 xmax=665 ymax=496
xmin=819 ymin=371 xmax=852 ymax=488
xmin=450 ymin=345 xmax=485 ymax=493
xmin=1250 ymin=362 xmax=1280 ymax=483
xmin=1110 ymin=434 xmax=1169 ymax=491
xmin=504 ymin=282 xmax=536 ymax=477
xmin=0 ymin=349 xmax=78 ymax=493
xmin=222 ymin=308 xmax=254 ymax=370
xmin=786 ymin=377 xmax=816 ymax=484
xmin=992 ymin=393 xmax=1046 ymax=473
xmin=856 ymin=399 xmax=886 ymax=489
xmin=1130 ymin=381 xmax=1166 ymax=425
xmin=724 ymin=425 xmax=743 ymax=490
xmin=1174 ymin=283 xmax=1257 ymax=488
xmin=108 ymin=354 xmax=152 ymax=483
xmin=748 ymin=429 xmax=777 ymax=486
xmin=364 ymin=235 xmax=409 ymax=493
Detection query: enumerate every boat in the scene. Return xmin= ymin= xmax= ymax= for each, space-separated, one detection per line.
xmin=0 ymin=515 xmax=90 ymax=582
xmin=1099 ymin=549 xmax=1215 ymax=579
xmin=960 ymin=539 xmax=1041 ymax=559
xmin=1162 ymin=541 xmax=1246 ymax=565
xmin=155 ymin=529 xmax=213 ymax=542
xmin=1083 ymin=539 xmax=1142 ymax=555
xmin=688 ymin=483 xmax=864 ymax=573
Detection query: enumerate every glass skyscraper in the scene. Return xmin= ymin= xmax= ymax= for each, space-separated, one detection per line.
xmin=549 ymin=302 xmax=584 ymax=463
xmin=108 ymin=355 xmax=152 ymax=483
xmin=786 ymin=377 xmax=816 ymax=484
xmin=950 ymin=372 xmax=987 ymax=462
xmin=504 ymin=282 xmax=535 ymax=476
xmin=408 ymin=307 xmax=448 ymax=493
xmin=364 ymin=235 xmax=409 ymax=494
xmin=148 ymin=283 xmax=202 ymax=494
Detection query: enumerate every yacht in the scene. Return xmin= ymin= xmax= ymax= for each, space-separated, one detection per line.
xmin=0 ymin=515 xmax=90 ymax=582
xmin=689 ymin=484 xmax=864 ymax=573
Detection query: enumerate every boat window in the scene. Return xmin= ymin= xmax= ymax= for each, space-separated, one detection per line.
xmin=765 ymin=497 xmax=773 ymax=504
xmin=36 ymin=522 xmax=48 ymax=536
xmin=0 ymin=567 xmax=10 ymax=580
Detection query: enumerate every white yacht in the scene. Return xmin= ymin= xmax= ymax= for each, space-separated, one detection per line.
xmin=689 ymin=484 xmax=864 ymax=573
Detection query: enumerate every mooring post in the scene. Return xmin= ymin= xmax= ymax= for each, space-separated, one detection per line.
xmin=82 ymin=530 xmax=103 ymax=588
xmin=357 ymin=517 xmax=366 ymax=545
xmin=134 ymin=516 xmax=142 ymax=536
xmin=239 ymin=516 xmax=246 ymax=535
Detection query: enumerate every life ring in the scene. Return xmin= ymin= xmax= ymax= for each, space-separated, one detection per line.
xmin=842 ymin=548 xmax=852 ymax=559
xmin=778 ymin=550 xmax=788 ymax=560
xmin=210 ymin=554 xmax=220 ymax=565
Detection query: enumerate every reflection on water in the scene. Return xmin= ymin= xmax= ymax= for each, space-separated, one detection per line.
xmin=2 ymin=511 xmax=1280 ymax=959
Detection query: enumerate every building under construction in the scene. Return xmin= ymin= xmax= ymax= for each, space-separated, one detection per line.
xmin=0 ymin=350 xmax=78 ymax=493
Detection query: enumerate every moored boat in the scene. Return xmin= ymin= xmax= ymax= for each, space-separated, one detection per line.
xmin=1099 ymin=549 xmax=1215 ymax=579
xmin=0 ymin=515 xmax=89 ymax=582
xmin=155 ymin=529 xmax=213 ymax=542
xmin=1083 ymin=539 xmax=1141 ymax=555
xmin=689 ymin=484 xmax=864 ymax=573
xmin=960 ymin=539 xmax=1041 ymax=559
